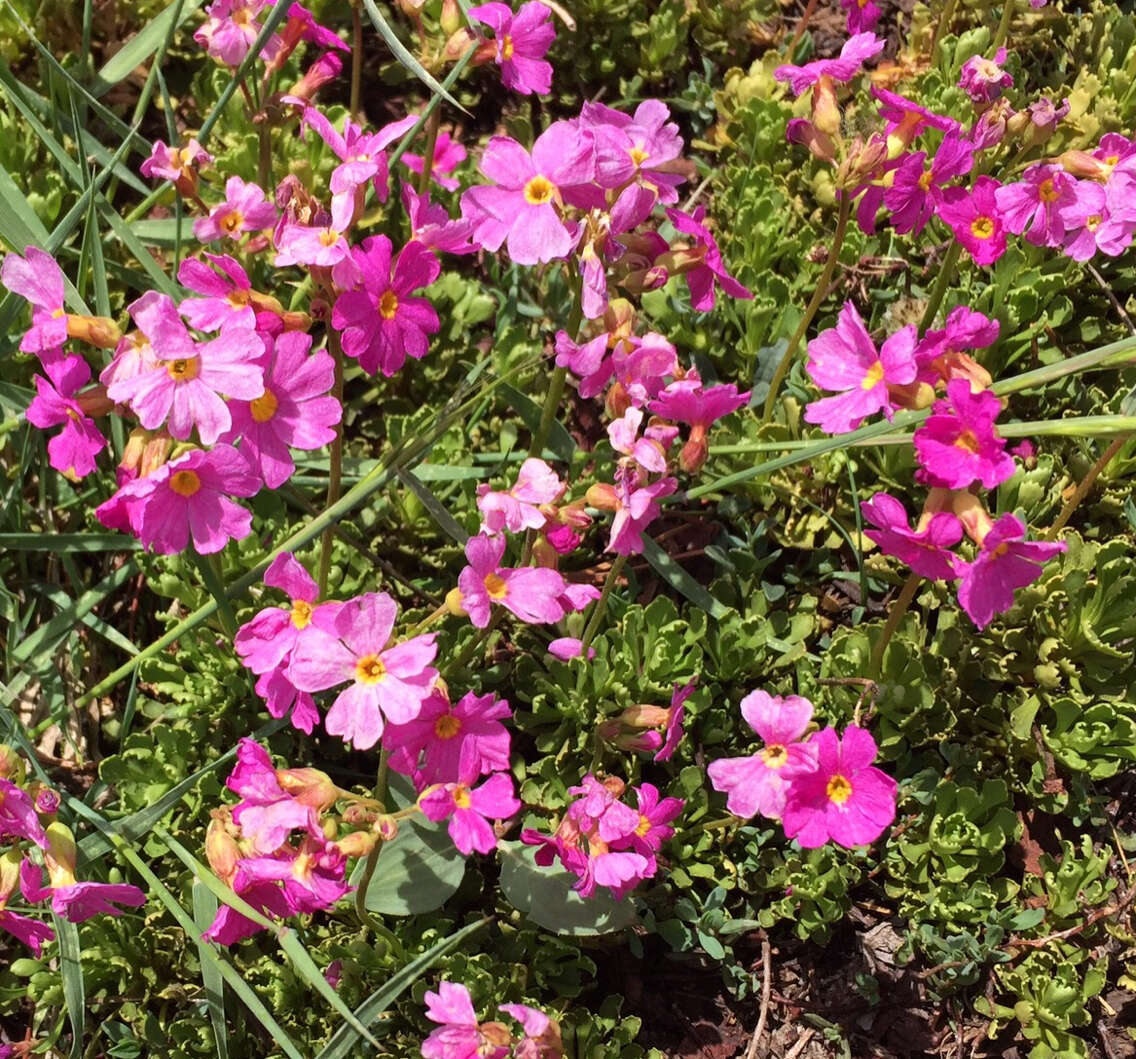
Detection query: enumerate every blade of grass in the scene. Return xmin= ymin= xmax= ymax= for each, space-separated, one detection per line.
xmin=640 ymin=536 xmax=731 ymax=620
xmin=52 ymin=913 xmax=86 ymax=1059
xmin=0 ymin=533 xmax=142 ymax=552
xmin=191 ymin=880 xmax=230 ymax=1059
xmin=27 ymin=582 xmax=139 ymax=657
xmin=396 ymin=467 xmax=468 ymax=543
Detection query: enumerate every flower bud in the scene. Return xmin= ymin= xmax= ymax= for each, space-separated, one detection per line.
xmin=444 ymin=27 xmax=477 ymax=61
xmin=479 ymin=1023 xmax=513 ymax=1050
xmin=786 ymin=119 xmax=837 ymax=163
xmin=205 ymin=811 xmax=241 ymax=883
xmin=440 ymin=0 xmax=462 ymax=35
xmin=604 ymin=381 xmax=632 ymax=419
xmin=374 ymin=814 xmax=400 ymax=842
xmin=836 ymin=135 xmax=888 ymax=191
xmin=0 ymin=744 xmax=22 ymax=781
xmin=585 ymin=483 xmax=619 ymax=511
xmin=951 ymin=490 xmax=995 ymax=545
xmin=619 ymin=704 xmax=670 ymax=728
xmin=531 ymin=536 xmax=559 ymax=569
xmin=445 ymin=586 xmax=467 ymax=616
xmin=286 ymin=52 xmax=343 ymax=101
xmin=1058 ymin=149 xmax=1110 ymax=181
xmin=44 ymin=821 xmax=79 ymax=887
xmin=76 ymin=384 xmax=114 ymax=417
xmin=141 ymin=431 xmax=174 ymax=477
xmin=67 ymin=315 xmax=121 ymax=349
xmin=810 ymin=75 xmax=841 ymax=139
xmin=341 ymin=803 xmax=376 ymax=826
xmin=886 ymin=380 xmax=936 ymax=411
xmin=335 ymin=830 xmax=377 ymax=858
xmin=277 ymin=767 xmax=339 ymax=810
xmin=679 ymin=428 xmax=709 ymax=474
xmin=34 ymin=789 xmax=60 ymax=817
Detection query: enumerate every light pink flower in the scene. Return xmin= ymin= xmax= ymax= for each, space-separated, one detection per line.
xmin=477 ymin=457 xmax=564 ymax=534
xmin=140 ymin=139 xmax=212 ymax=196
xmin=1 ymin=245 xmax=68 ymax=354
xmin=403 ymin=131 xmax=468 ymax=192
xmin=419 ymin=772 xmax=521 ymax=855
xmin=665 ymin=206 xmax=753 ymax=312
xmin=607 ymin=465 xmax=677 ymax=556
xmin=422 ymin=981 xmax=507 ymax=1059
xmin=177 ymin=253 xmax=257 ymax=332
xmin=301 ymin=108 xmax=417 ymax=203
xmin=194 ymin=176 xmax=277 ymax=243
xmin=456 ymin=533 xmax=569 ymax=628
xmin=25 ymin=354 xmax=107 ymax=480
xmin=273 ymin=192 xmax=355 ymax=269
xmin=994 ymin=163 xmax=1078 ymax=247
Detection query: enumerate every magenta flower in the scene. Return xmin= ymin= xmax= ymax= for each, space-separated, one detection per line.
xmin=840 ymin=0 xmax=881 ymax=33
xmin=554 ymin=331 xmax=613 ymax=398
xmin=1 ymin=245 xmax=68 ymax=354
xmin=301 ymin=108 xmax=417 ymax=203
xmin=225 ymin=739 xmax=320 ymax=854
xmin=460 ymin=124 xmax=591 ymax=265
xmin=469 ymin=1 xmax=556 ymax=96
xmin=913 ymin=379 xmax=1015 ymax=490
xmin=26 ymin=354 xmax=107 ymax=480
xmin=422 ymin=981 xmax=507 ymax=1059
xmin=707 ymin=691 xmax=817 ymax=820
xmin=629 ymin=783 xmax=683 ymax=856
xmin=578 ymin=99 xmax=685 ymax=205
xmin=607 ymin=407 xmax=669 ymax=474
xmin=455 ymin=533 xmax=569 ymax=628
xmin=959 ymin=48 xmax=1013 ymax=103
xmin=649 ymin=379 xmax=749 ymax=459
xmin=774 ymin=32 xmax=884 ymax=95
xmin=20 ymin=866 xmax=146 ymax=924
xmin=957 ymin=514 xmax=1066 ymax=629
xmin=234 ymin=839 xmax=349 ymax=915
xmin=606 ymin=465 xmax=677 ymax=556
xmin=403 ymin=186 xmax=476 ymax=254
xmin=655 ymin=680 xmax=694 ymax=762
xmin=861 ymin=493 xmax=964 ymax=580
xmin=194 ymin=176 xmax=277 ymax=242
xmin=177 ymin=253 xmax=257 ymax=333
xmin=106 ymin=325 xmax=265 ymax=445
xmin=331 ymin=236 xmax=441 ymax=377
xmin=290 ymin=592 xmax=439 ymax=750
xmin=476 ymin=457 xmax=564 ymax=534
xmin=781 ymin=726 xmax=896 ymax=849
xmin=403 ymin=131 xmax=468 ymax=192
xmin=220 ymin=331 xmax=340 ymax=488
xmin=994 ymin=164 xmax=1079 ymax=247
xmin=101 ymin=291 xmax=187 ymax=390
xmin=872 ymin=86 xmax=960 ymax=145
xmin=1060 ymin=178 xmax=1136 ymax=261
xmin=202 ymin=874 xmax=295 ymax=945
xmin=383 ymin=690 xmax=512 ymax=786
xmin=140 ymin=139 xmax=211 ymax=196
xmin=273 ymin=193 xmax=355 ymax=269
xmin=0 ymin=779 xmax=48 ymax=848
xmin=499 ymin=1003 xmax=561 ymax=1059
xmin=419 ymin=772 xmax=521 ymax=855
xmin=884 ymin=134 xmax=973 ymax=235
xmin=665 ymin=206 xmax=753 ymax=312
xmin=0 ymin=906 xmax=55 ymax=956
xmin=913 ymin=305 xmax=999 ymax=388
xmin=937 ymin=175 xmax=1008 ymax=265
xmin=803 ymin=302 xmax=918 ymax=434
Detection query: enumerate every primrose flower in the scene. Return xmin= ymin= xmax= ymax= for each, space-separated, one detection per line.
xmin=664 ymin=206 xmax=753 ymax=312
xmin=0 ymin=778 xmax=48 ymax=848
xmin=383 ymin=690 xmax=512 ymax=786
xmin=803 ymin=302 xmax=918 ymax=434
xmin=860 ymin=492 xmax=964 ymax=580
xmin=603 ymin=465 xmax=677 ymax=556
xmin=1 ymin=245 xmax=68 ymax=354
xmin=403 ymin=186 xmax=477 ymax=254
xmin=419 ymin=772 xmax=521 ymax=855
xmin=195 ymin=0 xmax=281 ymax=66
xmin=476 ymin=457 xmax=565 ymax=534
xmin=273 ymin=193 xmax=355 ymax=269
xmin=649 ymin=378 xmax=750 ymax=472
xmin=707 ymin=691 xmax=817 ymax=820
xmin=499 ymin=1003 xmax=563 ymax=1059
xmin=233 ymin=838 xmax=349 ymax=915
xmin=202 ymin=872 xmax=295 ymax=945
xmin=0 ymin=853 xmax=54 ymax=954
xmin=913 ymin=379 xmax=1015 ymax=490
xmin=873 ymin=86 xmax=960 ymax=151
xmin=655 ymin=681 xmax=694 ymax=762
xmin=913 ymin=305 xmax=998 ymax=390
xmin=460 ymin=124 xmax=591 ymax=265
xmin=225 ymin=739 xmax=322 ymax=854
xmin=422 ymin=981 xmax=508 ymax=1059
xmin=177 ymin=253 xmax=259 ymax=333
xmin=403 ymin=131 xmax=468 ymax=192
xmin=332 ymin=236 xmax=441 ymax=377
xmin=579 ymin=99 xmax=685 ymax=204
xmin=301 ymin=108 xmax=417 ymax=203
xmin=26 ymin=354 xmax=108 ymax=480
xmin=957 ymin=513 xmax=1066 ymax=629
xmin=840 ymin=0 xmax=881 ymax=33
xmin=101 ymin=291 xmax=187 ymax=390
xmin=994 ymin=163 xmax=1078 ymax=247
xmin=959 ymin=48 xmax=1013 ymax=103
xmin=220 ymin=331 xmax=340 ymax=488
xmin=290 ymin=592 xmax=439 ymax=751
xmin=774 ymin=32 xmax=885 ymax=96
xmin=194 ymin=176 xmax=277 ymax=243
xmin=781 ymin=726 xmax=896 ymax=848
xmin=1060 ymin=178 xmax=1136 ymax=261
xmin=140 ymin=139 xmax=211 ymax=197
xmin=607 ymin=407 xmax=669 ymax=474
xmin=938 ymin=175 xmax=1008 ymax=265
xmin=454 ymin=533 xmax=570 ymax=628
xmin=884 ymin=133 xmax=973 ymax=235
xmin=469 ymin=1 xmax=556 ymax=96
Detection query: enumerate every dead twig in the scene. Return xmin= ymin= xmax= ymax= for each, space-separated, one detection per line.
xmin=744 ymin=936 xmax=773 ymax=1059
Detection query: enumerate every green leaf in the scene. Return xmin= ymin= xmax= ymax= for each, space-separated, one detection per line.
xmin=498 ymin=382 xmax=576 ymax=462
xmin=396 ymin=467 xmax=469 ymax=544
xmin=91 ymin=0 xmax=204 ymax=96
xmin=498 ymin=841 xmax=639 ymax=936
xmin=640 ymin=537 xmax=731 ymax=620
xmin=191 ymin=881 xmax=229 ymax=1059
xmin=52 ymin=913 xmax=86 ymax=1059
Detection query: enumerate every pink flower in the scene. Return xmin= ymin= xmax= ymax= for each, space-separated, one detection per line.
xmin=403 ymin=186 xmax=477 ymax=254
xmin=219 ymin=331 xmax=340 ymax=488
xmin=607 ymin=407 xmax=669 ymax=474
xmin=781 ymin=726 xmax=897 ymax=848
xmin=469 ymin=1 xmax=556 ymax=96
xmin=913 ymin=305 xmax=999 ymax=389
xmin=476 ymin=457 xmax=564 ymax=534
xmin=419 ymin=772 xmax=521 ymax=855
xmin=606 ymin=465 xmax=677 ymax=556
xmin=840 ymin=0 xmax=881 ymax=33
xmin=547 ymin=637 xmax=595 ymax=661
xmin=957 ymin=514 xmax=1066 ymax=629
xmin=884 ymin=134 xmax=973 ymax=235
xmin=101 ymin=291 xmax=186 ymax=390
xmin=1060 ymin=178 xmax=1136 ymax=261
xmin=860 ymin=493 xmax=963 ymax=580
xmin=290 ymin=593 xmax=439 ymax=750
xmin=937 ymin=175 xmax=1007 ymax=265
xmin=455 ymin=533 xmax=569 ymax=627
xmin=332 ymin=236 xmax=441 ymax=376
xmin=25 ymin=354 xmax=107 ymax=480
xmin=233 ymin=837 xmax=348 ymax=914
xmin=194 ymin=176 xmax=277 ymax=243
xmin=499 ymin=1003 xmax=562 ymax=1059
xmin=224 ymin=739 xmax=321 ymax=853
xmin=106 ymin=325 xmax=265 ymax=445
xmin=383 ymin=690 xmax=513 ymax=786
xmin=273 ymin=193 xmax=355 ymax=269
xmin=707 ymin=691 xmax=817 ymax=820
xmin=803 ymin=302 xmax=918 ymax=433
xmin=0 ymin=779 xmax=48 ymax=848
xmin=301 ymin=108 xmax=417 ymax=203
xmin=195 ymin=0 xmax=281 ymax=66
xmin=578 ymin=99 xmax=685 ymax=205
xmin=665 ymin=206 xmax=753 ymax=312
xmin=403 ymin=131 xmax=468 ymax=192
xmin=913 ymin=379 xmax=1015 ymax=490
xmin=774 ymin=32 xmax=884 ymax=95
xmin=994 ymin=164 xmax=1078 ymax=247
xmin=655 ymin=680 xmax=694 ymax=762
xmin=177 ymin=253 xmax=258 ymax=333
xmin=959 ymin=49 xmax=1013 ymax=103
xmin=20 ymin=868 xmax=146 ymax=924
xmin=202 ymin=875 xmax=295 ymax=945
xmin=1 ymin=245 xmax=68 ymax=354
xmin=140 ymin=139 xmax=211 ymax=196
xmin=460 ymin=124 xmax=591 ymax=265
xmin=872 ymin=86 xmax=960 ymax=145
xmin=0 ymin=907 xmax=55 ymax=956
xmin=422 ymin=981 xmax=507 ymax=1059
xmin=629 ymin=783 xmax=683 ymax=855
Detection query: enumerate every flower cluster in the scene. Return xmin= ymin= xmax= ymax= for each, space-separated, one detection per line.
xmin=707 ymin=692 xmax=897 ymax=849
xmin=0 ymin=748 xmax=145 ymax=954
xmin=421 ymin=980 xmax=562 ymax=1059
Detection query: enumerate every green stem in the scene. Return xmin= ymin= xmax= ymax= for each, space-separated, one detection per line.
xmin=919 ymin=241 xmax=962 ymax=332
xmin=257 ymin=123 xmax=271 ymax=191
xmin=869 ymin=573 xmax=921 ymax=679
xmin=416 ymin=108 xmax=442 ymax=195
xmin=350 ymin=2 xmax=363 ymax=120
xmin=529 ymin=366 xmax=569 ymax=460
xmin=318 ymin=333 xmax=346 ymax=597
xmin=762 ymin=197 xmax=851 ymax=423
xmin=443 ymin=611 xmax=503 ymax=677
xmin=928 ymin=0 xmax=958 ymax=61
xmin=191 ymin=550 xmax=239 ymax=637
xmin=580 ymin=554 xmax=627 ymax=649
xmin=992 ymin=0 xmax=1016 ymax=50
xmin=1045 ymin=434 xmax=1131 ymax=539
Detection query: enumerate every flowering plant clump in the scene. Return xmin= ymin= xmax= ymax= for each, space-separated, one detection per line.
xmin=2 ymin=0 xmax=1135 ymax=1053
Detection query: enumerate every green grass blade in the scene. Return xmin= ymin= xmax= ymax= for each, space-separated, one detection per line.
xmin=52 ymin=914 xmax=86 ymax=1059
xmin=191 ymin=880 xmax=230 ymax=1059
xmin=640 ymin=537 xmax=731 ymax=620
xmin=396 ymin=467 xmax=468 ymax=543
xmin=0 ymin=533 xmax=142 ymax=552
xmin=27 ymin=582 xmax=139 ymax=657
xmin=314 ymin=918 xmax=491 ymax=1059
xmin=92 ymin=0 xmax=204 ymax=96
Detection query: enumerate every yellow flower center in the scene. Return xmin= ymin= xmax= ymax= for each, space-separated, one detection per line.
xmin=355 ymin=654 xmax=386 ymax=684
xmin=169 ymin=469 xmax=201 ymax=497
xmin=971 ymin=215 xmax=995 ymax=239
xmin=1038 ymin=178 xmax=1060 ymax=203
xmin=954 ymin=429 xmax=981 ymax=453
xmin=523 ymin=175 xmax=556 ymax=206
xmin=318 ymin=228 xmax=340 ymax=247
xmin=483 ymin=572 xmax=508 ymax=600
xmin=826 ymin=774 xmax=853 ymax=805
xmin=918 ymin=168 xmax=935 ymax=191
xmin=434 ymin=714 xmax=462 ymax=740
xmin=1085 ymin=214 xmax=1102 ymax=231
xmin=636 ymin=813 xmax=652 ymax=837
xmin=501 ymin=35 xmax=515 ymax=60
xmin=993 ymin=541 xmax=1010 ymax=557
xmin=628 ymin=146 xmax=649 ymax=167
xmin=250 ymin=389 xmax=278 ymax=422
xmin=220 ymin=211 xmax=245 ymax=234
xmin=291 ymin=599 xmax=313 ymax=629
xmin=453 ymin=785 xmax=472 ymax=810
xmin=227 ymin=288 xmax=251 ymax=308
xmin=761 ymin=744 xmax=788 ymax=769
xmin=861 ymin=360 xmax=885 ymax=390
xmin=378 ymin=290 xmax=400 ymax=319
xmin=166 ymin=357 xmax=200 ymax=382
xmin=52 ymin=307 xmax=66 ymax=319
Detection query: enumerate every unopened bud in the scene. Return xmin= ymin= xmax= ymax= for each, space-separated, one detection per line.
xmin=287 ymin=51 xmax=343 ymax=101
xmin=600 ymin=776 xmax=626 ymax=799
xmin=374 ymin=814 xmax=399 ymax=842
xmin=604 ymin=381 xmax=632 ymax=419
xmin=44 ymin=821 xmax=79 ymax=885
xmin=557 ymin=499 xmax=593 ymax=531
xmin=679 ymin=430 xmax=709 ymax=474
xmin=76 ymin=384 xmax=114 ymax=417
xmin=205 ymin=811 xmax=241 ymax=883
xmin=886 ymin=380 xmax=936 ymax=411
xmin=445 ymin=586 xmax=467 ymax=616
xmin=837 ymin=135 xmax=888 ymax=190
xmin=279 ymin=310 xmax=313 ymax=331
xmin=247 ymin=290 xmax=285 ymax=316
xmin=141 ymin=431 xmax=174 ymax=477
xmin=786 ymin=118 xmax=837 ymax=163
xmin=335 ymin=830 xmax=377 ymax=858
xmin=440 ymin=0 xmax=462 ymax=35
xmin=443 ymin=27 xmax=477 ymax=61
xmin=479 ymin=1023 xmax=513 ymax=1050
xmin=810 ymin=76 xmax=841 ymax=138
xmin=531 ymin=536 xmax=558 ymax=568
xmin=585 ymin=482 xmax=619 ymax=511
xmin=951 ymin=490 xmax=995 ymax=545
xmin=0 ymin=744 xmax=22 ymax=781
xmin=276 ymin=767 xmax=339 ymax=810
xmin=341 ymin=803 xmax=376 ymax=826
xmin=34 ymin=789 xmax=60 ymax=816
xmin=620 ymin=704 xmax=670 ymax=728
xmin=67 ymin=315 xmax=121 ymax=349
xmin=1058 ymin=149 xmax=1109 ymax=181
xmin=396 ymin=0 xmax=426 ymax=14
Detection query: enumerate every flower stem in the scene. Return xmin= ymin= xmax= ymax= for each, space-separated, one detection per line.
xmin=869 ymin=572 xmax=921 ymax=679
xmin=191 ymin=550 xmax=239 ymax=637
xmin=919 ymin=241 xmax=962 ymax=332
xmin=580 ymin=554 xmax=627 ymax=649
xmin=1045 ymin=434 xmax=1131 ymax=538
xmin=442 ymin=611 xmax=503 ymax=677
xmin=928 ymin=0 xmax=958 ymax=60
xmin=786 ymin=0 xmax=820 ymax=57
xmin=416 ymin=108 xmax=442 ymax=195
xmin=350 ymin=2 xmax=363 ymax=121
xmin=762 ymin=197 xmax=851 ymax=423
xmin=992 ymin=0 xmax=1017 ymax=50
xmin=318 ymin=332 xmax=346 ymax=597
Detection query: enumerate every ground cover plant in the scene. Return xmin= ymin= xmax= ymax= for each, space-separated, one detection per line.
xmin=1 ymin=0 xmax=1135 ymax=1055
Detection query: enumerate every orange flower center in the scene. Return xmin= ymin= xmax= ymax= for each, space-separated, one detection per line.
xmin=483 ymin=572 xmax=508 ymax=600
xmin=355 ymin=654 xmax=386 ymax=684
xmin=453 ymin=785 xmax=472 ymax=810
xmin=761 ymin=744 xmax=788 ymax=769
xmin=918 ymin=169 xmax=935 ymax=191
xmin=434 ymin=714 xmax=462 ymax=740
xmin=501 ymin=35 xmax=515 ymax=60
xmin=378 ymin=290 xmax=400 ymax=319
xmin=1085 ymin=214 xmax=1102 ymax=231
xmin=971 ymin=215 xmax=995 ymax=239
xmin=628 ymin=146 xmax=649 ymax=167
xmin=523 ymin=175 xmax=556 ymax=206
xmin=291 ymin=599 xmax=313 ymax=629
xmin=227 ymin=288 xmax=251 ymax=308
xmin=826 ymin=774 xmax=853 ymax=805
xmin=166 ymin=357 xmax=200 ymax=382
xmin=220 ymin=211 xmax=245 ymax=234
xmin=636 ymin=813 xmax=652 ymax=837
xmin=1038 ymin=178 xmax=1060 ymax=203
xmin=250 ymin=389 xmax=278 ymax=422
xmin=954 ymin=429 xmax=981 ymax=453
xmin=318 ymin=228 xmax=340 ymax=247
xmin=169 ymin=469 xmax=201 ymax=497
